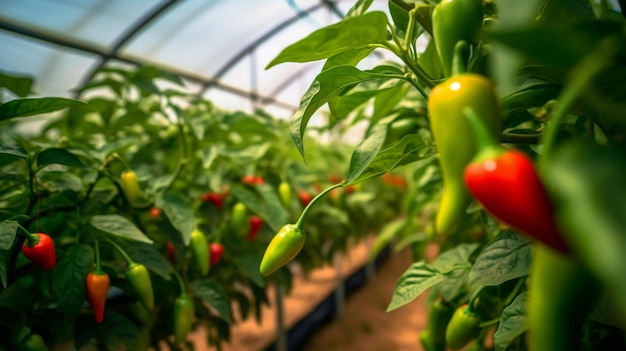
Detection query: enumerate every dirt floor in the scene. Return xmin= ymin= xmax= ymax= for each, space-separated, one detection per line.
xmin=199 ymin=238 xmax=432 ymax=351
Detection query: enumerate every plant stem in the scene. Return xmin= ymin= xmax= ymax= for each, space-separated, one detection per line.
xmin=468 ymin=285 xmax=485 ymax=312
xmin=173 ymin=270 xmax=186 ymax=295
xmin=106 ymin=238 xmax=134 ymax=265
xmin=94 ymin=239 xmax=102 ymax=273
xmin=295 ymin=182 xmax=344 ymax=229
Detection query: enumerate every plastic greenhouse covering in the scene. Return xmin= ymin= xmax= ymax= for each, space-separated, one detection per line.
xmin=0 ymin=0 xmax=398 ymax=120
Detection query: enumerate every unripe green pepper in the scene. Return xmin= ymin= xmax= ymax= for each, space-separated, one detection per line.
xmin=527 ymin=244 xmax=599 ymax=351
xmin=259 ymin=224 xmax=305 ymax=276
xmin=445 ymin=304 xmax=481 ymax=350
xmin=120 ymin=170 xmax=141 ymax=204
xmin=427 ymin=72 xmax=500 ymax=234
xmin=432 ymin=0 xmax=484 ymax=78
xmin=125 ymin=263 xmax=154 ymax=310
xmin=189 ymin=229 xmax=210 ymax=275
xmin=278 ymin=182 xmax=292 ymax=208
xmin=419 ymin=330 xmax=445 ymax=351
xmin=426 ymin=298 xmax=454 ymax=343
xmin=231 ymin=202 xmax=247 ymax=230
xmin=16 ymin=334 xmax=49 ymax=351
xmin=173 ymin=294 xmax=195 ymax=345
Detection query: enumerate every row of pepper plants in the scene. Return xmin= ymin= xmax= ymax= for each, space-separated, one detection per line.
xmin=0 ymin=61 xmax=409 ymax=350
xmin=258 ymin=0 xmax=626 ymax=350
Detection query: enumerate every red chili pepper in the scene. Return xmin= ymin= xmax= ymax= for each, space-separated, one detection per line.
xmin=242 ymin=175 xmax=264 ymax=185
xmin=201 ymin=192 xmax=223 ymax=208
xmin=166 ymin=242 xmax=177 ymax=263
xmin=462 ymin=108 xmax=569 ymax=253
xmin=150 ymin=207 xmax=161 ymax=218
xmin=86 ymin=271 xmax=110 ymax=323
xmin=209 ymin=243 xmax=224 ymax=265
xmin=21 ymin=233 xmax=56 ymax=270
xmin=298 ymin=190 xmax=312 ymax=207
xmin=248 ymin=216 xmax=263 ymax=241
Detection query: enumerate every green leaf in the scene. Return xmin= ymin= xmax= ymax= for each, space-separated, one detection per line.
xmin=156 ymin=192 xmax=194 ymax=246
xmin=290 ymin=65 xmax=400 ymax=159
xmin=493 ymin=292 xmax=528 ymax=351
xmin=469 ymin=231 xmax=532 ymax=287
xmin=0 ymin=249 xmax=9 ymax=288
xmin=322 ymin=48 xmax=375 ymax=72
xmin=0 ymin=144 xmax=28 ymax=160
xmin=53 ymin=244 xmax=94 ymax=318
xmin=118 ymin=241 xmax=170 ymax=280
xmin=266 ymin=11 xmax=388 ymax=69
xmin=191 ymin=279 xmax=232 ymax=324
xmin=0 ymin=97 xmax=83 ymax=121
xmin=432 ymin=243 xmax=480 ymax=272
xmin=347 ymin=131 xmax=432 ymax=184
xmin=0 ymin=71 xmax=33 ymax=97
xmin=36 ymin=148 xmax=87 ymax=170
xmin=545 ymin=140 xmax=626 ymax=319
xmin=231 ymin=250 xmax=265 ymax=287
xmin=387 ymin=260 xmax=445 ymax=312
xmin=90 ymin=215 xmax=153 ymax=244
xmin=0 ymin=220 xmax=17 ymax=250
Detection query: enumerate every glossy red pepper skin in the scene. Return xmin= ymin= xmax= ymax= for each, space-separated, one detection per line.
xmin=21 ymin=233 xmax=56 ymax=270
xmin=464 ymin=150 xmax=569 ymax=253
xmin=209 ymin=243 xmax=224 ymax=265
xmin=149 ymin=207 xmax=161 ymax=218
xmin=298 ymin=190 xmax=312 ymax=207
xmin=86 ymin=272 xmax=110 ymax=323
xmin=248 ymin=216 xmax=263 ymax=241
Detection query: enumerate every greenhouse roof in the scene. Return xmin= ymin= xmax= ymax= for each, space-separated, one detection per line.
xmin=0 ymin=0 xmax=395 ymax=119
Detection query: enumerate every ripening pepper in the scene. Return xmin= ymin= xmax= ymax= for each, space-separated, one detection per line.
xmin=248 ymin=216 xmax=263 ymax=241
xmin=125 ymin=263 xmax=154 ymax=310
xmin=427 ymin=73 xmax=500 ymax=234
xmin=231 ymin=202 xmax=247 ymax=230
xmin=120 ymin=170 xmax=141 ymax=204
xmin=527 ymin=244 xmax=599 ymax=351
xmin=278 ymin=182 xmax=292 ymax=208
xmin=209 ymin=243 xmax=224 ymax=265
xmin=432 ymin=0 xmax=484 ymax=78
xmin=260 ymin=224 xmax=305 ymax=276
xmin=86 ymin=271 xmax=110 ymax=323
xmin=189 ymin=229 xmax=210 ymax=275
xmin=21 ymin=233 xmax=56 ymax=270
xmin=173 ymin=294 xmax=195 ymax=345
xmin=166 ymin=242 xmax=177 ymax=263
xmin=298 ymin=190 xmax=312 ymax=207
xmin=445 ymin=304 xmax=481 ymax=350
xmin=462 ymin=109 xmax=569 ymax=253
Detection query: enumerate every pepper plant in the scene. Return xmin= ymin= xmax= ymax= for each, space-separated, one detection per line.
xmin=264 ymin=0 xmax=626 ymax=350
xmin=0 ymin=63 xmax=405 ymax=350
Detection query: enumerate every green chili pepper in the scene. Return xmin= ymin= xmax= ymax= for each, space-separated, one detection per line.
xmin=189 ymin=228 xmax=210 ymax=276
xmin=278 ymin=181 xmax=292 ymax=208
xmin=427 ymin=68 xmax=500 ymax=234
xmin=259 ymin=224 xmax=305 ymax=276
xmin=445 ymin=304 xmax=481 ymax=350
xmin=173 ymin=294 xmax=195 ymax=345
xmin=427 ymin=298 xmax=454 ymax=343
xmin=125 ymin=263 xmax=154 ymax=310
xmin=231 ymin=202 xmax=247 ymax=230
xmin=527 ymin=244 xmax=599 ymax=351
xmin=432 ymin=0 xmax=484 ymax=78
xmin=120 ymin=170 xmax=141 ymax=204
xmin=16 ymin=333 xmax=49 ymax=351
